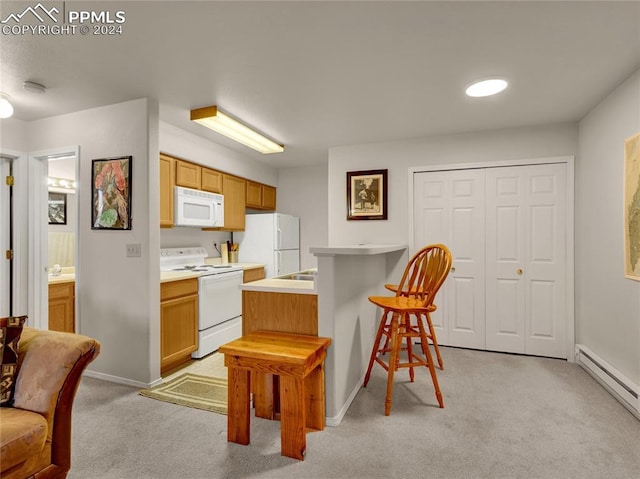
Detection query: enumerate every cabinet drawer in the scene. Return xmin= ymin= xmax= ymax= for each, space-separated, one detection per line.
xmin=161 ymin=278 xmax=198 ymax=301
xmin=243 ymin=267 xmax=265 ymax=283
xmin=49 ymin=282 xmax=74 ymax=300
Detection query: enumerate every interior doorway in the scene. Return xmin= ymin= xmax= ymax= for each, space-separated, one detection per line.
xmin=28 ymin=147 xmax=79 ymax=331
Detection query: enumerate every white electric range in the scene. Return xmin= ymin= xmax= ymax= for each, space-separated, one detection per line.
xmin=160 ymin=247 xmax=243 ymax=358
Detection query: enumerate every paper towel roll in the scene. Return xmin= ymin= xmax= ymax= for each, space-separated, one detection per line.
xmin=220 ymin=243 xmax=228 ymax=264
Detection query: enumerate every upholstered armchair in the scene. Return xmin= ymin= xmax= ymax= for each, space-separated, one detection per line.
xmin=0 ymin=327 xmax=100 ymax=479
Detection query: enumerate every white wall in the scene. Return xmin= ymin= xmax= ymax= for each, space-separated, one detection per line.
xmin=327 ymin=123 xmax=579 ymax=247
xmin=276 ymin=164 xmax=329 ymax=269
xmin=577 ymin=69 xmax=640 ymax=384
xmin=0 ymin=118 xmax=29 ymax=151
xmin=28 ymin=98 xmax=161 ymax=385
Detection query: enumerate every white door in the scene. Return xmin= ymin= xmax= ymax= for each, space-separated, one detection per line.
xmin=276 ymin=214 xmax=300 ymax=250
xmin=485 ymin=164 xmax=567 ymax=358
xmin=275 ymin=249 xmax=300 ymax=276
xmin=413 ymin=169 xmax=486 ymax=348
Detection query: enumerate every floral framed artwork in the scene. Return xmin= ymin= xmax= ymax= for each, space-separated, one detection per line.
xmin=91 ymin=156 xmax=132 ymax=230
xmin=346 ymin=169 xmax=388 ymax=220
xmin=624 ymin=132 xmax=640 ymax=281
xmin=48 ymin=192 xmax=67 ymax=225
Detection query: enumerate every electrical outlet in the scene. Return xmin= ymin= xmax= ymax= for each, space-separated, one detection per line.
xmin=126 ymin=243 xmax=141 ymax=257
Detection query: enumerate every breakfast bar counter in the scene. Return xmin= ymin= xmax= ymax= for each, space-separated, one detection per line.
xmin=239 ymin=243 xmax=408 ymax=425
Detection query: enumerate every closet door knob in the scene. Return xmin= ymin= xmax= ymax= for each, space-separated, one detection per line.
xmin=517 ymin=268 xmax=523 ymax=275
xmin=450 ymin=266 xmax=456 ymax=273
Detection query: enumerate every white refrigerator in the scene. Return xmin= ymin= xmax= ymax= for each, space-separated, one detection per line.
xmin=236 ymin=213 xmax=300 ymax=278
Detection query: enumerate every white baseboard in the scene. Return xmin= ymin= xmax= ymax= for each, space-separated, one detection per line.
xmin=575 ymin=344 xmax=639 ymax=419
xmin=83 ymin=369 xmax=161 ymax=389
xmin=325 ymin=371 xmax=367 ymax=427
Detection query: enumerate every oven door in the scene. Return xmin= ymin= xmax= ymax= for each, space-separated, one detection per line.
xmin=198 ymin=270 xmax=242 ymax=330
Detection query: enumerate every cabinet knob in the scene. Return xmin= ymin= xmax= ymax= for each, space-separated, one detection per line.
xmin=517 ymin=268 xmax=523 ymax=275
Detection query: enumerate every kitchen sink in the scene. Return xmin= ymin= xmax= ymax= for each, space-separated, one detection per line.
xmin=289 ymin=274 xmax=316 ymax=281
xmin=277 ymin=270 xmax=317 ymax=281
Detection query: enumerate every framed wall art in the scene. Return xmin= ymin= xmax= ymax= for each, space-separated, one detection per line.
xmin=91 ymin=156 xmax=132 ymax=230
xmin=48 ymin=192 xmax=67 ymax=225
xmin=624 ymin=132 xmax=640 ymax=281
xmin=346 ymin=169 xmax=388 ymax=220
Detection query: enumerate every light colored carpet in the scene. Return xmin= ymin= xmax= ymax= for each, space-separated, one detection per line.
xmin=139 ymin=373 xmax=227 ymax=414
xmin=69 ymin=346 xmax=640 ymax=479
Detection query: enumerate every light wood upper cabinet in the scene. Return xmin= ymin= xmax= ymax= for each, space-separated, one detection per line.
xmin=262 ymin=185 xmax=276 ymax=210
xmin=159 ymin=154 xmax=175 ymax=228
xmin=49 ymin=282 xmax=75 ymax=333
xmin=175 ymin=160 xmax=201 ymax=189
xmin=201 ymin=167 xmax=222 ymax=193
xmin=246 ymin=180 xmax=276 ymax=211
xmin=221 ymin=174 xmax=246 ymax=231
xmin=160 ymin=153 xmax=276 ymax=230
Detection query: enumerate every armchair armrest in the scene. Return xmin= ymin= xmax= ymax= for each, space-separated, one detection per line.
xmin=13 ymin=327 xmax=100 ymax=475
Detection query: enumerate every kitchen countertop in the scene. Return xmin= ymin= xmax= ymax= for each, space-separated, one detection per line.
xmin=48 ymin=273 xmax=75 ymax=284
xmin=160 ymin=262 xmax=266 ymax=283
xmin=240 ymin=277 xmax=317 ymax=295
xmin=310 ymin=243 xmax=408 ymax=256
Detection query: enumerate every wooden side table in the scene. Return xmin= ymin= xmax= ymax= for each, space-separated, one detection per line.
xmin=219 ymin=331 xmax=331 ymax=460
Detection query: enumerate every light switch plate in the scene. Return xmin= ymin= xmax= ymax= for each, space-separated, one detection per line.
xmin=126 ymin=243 xmax=141 ymax=257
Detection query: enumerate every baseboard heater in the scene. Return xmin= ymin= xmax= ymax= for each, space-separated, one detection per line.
xmin=575 ymin=344 xmax=639 ymax=419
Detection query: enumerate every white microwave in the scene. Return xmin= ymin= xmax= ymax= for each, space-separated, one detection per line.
xmin=174 ymin=186 xmax=224 ymax=228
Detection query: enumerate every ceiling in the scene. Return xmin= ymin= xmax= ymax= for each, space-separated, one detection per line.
xmin=1 ymin=1 xmax=639 ymax=168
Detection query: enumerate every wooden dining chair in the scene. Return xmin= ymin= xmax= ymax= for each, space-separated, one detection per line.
xmin=383 ymin=257 xmax=449 ymax=371
xmin=364 ymin=244 xmax=452 ymax=415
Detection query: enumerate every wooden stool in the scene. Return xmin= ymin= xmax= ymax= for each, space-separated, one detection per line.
xmin=219 ymin=331 xmax=331 ymax=460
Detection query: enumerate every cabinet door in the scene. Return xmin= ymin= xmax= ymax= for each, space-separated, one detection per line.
xmin=48 ymin=282 xmax=75 ymax=333
xmin=160 ymin=294 xmax=198 ymax=373
xmin=175 ymin=160 xmax=201 ymax=189
xmin=413 ymin=169 xmax=486 ymax=349
xmin=262 ymin=185 xmax=276 ymax=210
xmin=246 ymin=180 xmax=262 ymax=208
xmin=159 ymin=154 xmax=175 ymax=227
xmin=221 ymin=174 xmax=246 ymax=231
xmin=202 ymin=167 xmax=222 ymax=193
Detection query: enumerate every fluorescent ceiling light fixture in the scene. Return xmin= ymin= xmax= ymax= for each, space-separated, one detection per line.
xmin=0 ymin=93 xmax=14 ymax=119
xmin=465 ymin=78 xmax=508 ymax=97
xmin=191 ymin=106 xmax=284 ymax=154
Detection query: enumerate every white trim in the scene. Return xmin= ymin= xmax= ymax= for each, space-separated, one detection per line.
xmin=325 ymin=370 xmax=367 ymax=427
xmin=0 ymin=149 xmax=28 ymax=317
xmin=408 ymin=155 xmax=576 ymax=360
xmin=576 ymin=344 xmax=640 ymax=419
xmin=83 ymin=369 xmax=162 ymax=389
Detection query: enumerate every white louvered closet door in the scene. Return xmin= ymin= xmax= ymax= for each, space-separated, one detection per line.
xmin=413 ymin=169 xmax=486 ymax=349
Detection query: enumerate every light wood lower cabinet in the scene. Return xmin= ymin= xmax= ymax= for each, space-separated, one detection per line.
xmin=161 ymin=278 xmax=198 ymax=374
xmin=243 ymin=267 xmax=265 ymax=283
xmin=48 ymin=282 xmax=75 ymax=333
xmin=242 ymin=290 xmax=317 ymax=336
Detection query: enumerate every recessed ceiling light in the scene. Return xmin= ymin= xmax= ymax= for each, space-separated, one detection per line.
xmin=465 ymin=78 xmax=508 ymax=97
